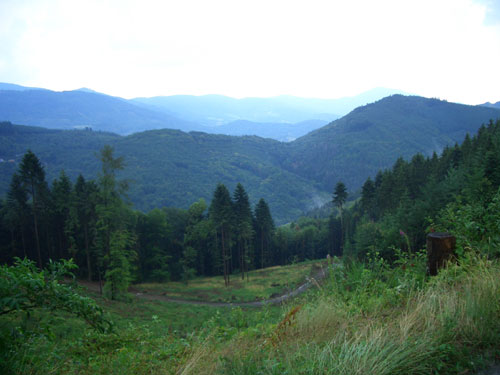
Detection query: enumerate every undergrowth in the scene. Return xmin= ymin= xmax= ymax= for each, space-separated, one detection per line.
xmin=180 ymin=251 xmax=500 ymax=375
xmin=2 ymin=252 xmax=499 ymax=374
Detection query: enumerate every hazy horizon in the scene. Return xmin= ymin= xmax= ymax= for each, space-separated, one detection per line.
xmin=1 ymin=0 xmax=500 ymax=105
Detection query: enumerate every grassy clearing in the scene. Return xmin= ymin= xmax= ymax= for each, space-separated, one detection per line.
xmin=0 ymin=282 xmax=284 ymax=375
xmin=134 ymin=259 xmax=325 ymax=302
xmin=3 ymin=255 xmax=499 ymax=374
xmin=180 ymin=253 xmax=500 ymax=375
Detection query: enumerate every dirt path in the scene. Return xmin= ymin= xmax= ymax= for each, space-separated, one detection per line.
xmin=79 ymin=264 xmax=332 ymax=307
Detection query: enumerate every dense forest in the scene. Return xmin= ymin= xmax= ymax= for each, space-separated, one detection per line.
xmin=2 ymin=115 xmax=500 ymax=375
xmin=1 ymin=95 xmax=499 ymax=225
xmin=2 ymin=118 xmax=500 ymax=300
xmin=345 ymin=118 xmax=500 ymax=261
xmin=0 ymin=146 xmax=340 ymax=299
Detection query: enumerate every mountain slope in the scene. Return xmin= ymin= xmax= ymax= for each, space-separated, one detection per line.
xmin=0 ymin=82 xmax=46 ymax=91
xmin=482 ymin=101 xmax=500 ymax=109
xmin=207 ymin=119 xmax=328 ymax=142
xmin=131 ymin=94 xmax=338 ymax=126
xmin=0 ymin=122 xmax=328 ymax=224
xmin=131 ymin=88 xmax=405 ymax=126
xmin=2 ymin=95 xmax=499 ymax=224
xmin=0 ymin=89 xmax=203 ymax=135
xmin=285 ymin=95 xmax=500 ymax=190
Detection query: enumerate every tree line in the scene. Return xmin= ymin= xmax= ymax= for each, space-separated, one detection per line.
xmin=337 ymin=119 xmax=500 ymax=261
xmin=0 ymin=146 xmax=339 ymax=299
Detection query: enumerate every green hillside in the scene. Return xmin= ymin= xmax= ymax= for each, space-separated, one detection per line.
xmin=0 ymin=122 xmax=328 ymax=224
xmin=285 ymin=95 xmax=500 ymax=190
xmin=113 ymin=129 xmax=328 ymax=222
xmin=1 ymin=95 xmax=499 ymax=224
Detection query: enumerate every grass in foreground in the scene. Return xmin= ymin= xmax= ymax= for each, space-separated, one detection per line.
xmin=180 ymin=252 xmax=500 ymax=375
xmin=0 ymin=283 xmax=283 ymax=375
xmin=3 ymin=254 xmax=499 ymax=375
xmin=134 ymin=259 xmax=325 ymax=303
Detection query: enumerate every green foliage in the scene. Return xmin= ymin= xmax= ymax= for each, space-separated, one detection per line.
xmin=332 ymin=181 xmax=348 ymax=210
xmin=349 ymin=119 xmax=500 ymax=261
xmin=103 ymin=230 xmax=136 ymax=300
xmin=0 ymin=258 xmax=111 ymax=332
xmin=436 ymin=187 xmax=500 ymax=258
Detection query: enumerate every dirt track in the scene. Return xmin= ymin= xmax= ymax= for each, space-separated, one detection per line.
xmin=79 ymin=264 xmax=332 ymax=307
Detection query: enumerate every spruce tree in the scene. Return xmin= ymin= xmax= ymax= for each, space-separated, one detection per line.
xmin=67 ymin=175 xmax=98 ymax=281
xmin=51 ymin=170 xmax=72 ymax=260
xmin=333 ymin=181 xmax=348 ymax=254
xmin=19 ymin=150 xmax=48 ymax=268
xmin=233 ymin=183 xmax=253 ymax=280
xmin=209 ymin=183 xmax=233 ymax=286
xmin=254 ymin=198 xmax=274 ymax=269
xmin=5 ymin=173 xmax=29 ymax=258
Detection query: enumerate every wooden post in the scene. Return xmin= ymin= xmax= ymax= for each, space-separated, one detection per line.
xmin=426 ymin=232 xmax=456 ymax=276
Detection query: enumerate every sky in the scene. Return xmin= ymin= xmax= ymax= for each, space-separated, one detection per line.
xmin=0 ymin=0 xmax=499 ymax=104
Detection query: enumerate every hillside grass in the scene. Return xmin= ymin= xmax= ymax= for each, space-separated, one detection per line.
xmin=134 ymin=259 xmax=325 ymax=303
xmin=2 ymin=254 xmax=499 ymax=375
xmin=180 ymin=252 xmax=500 ymax=375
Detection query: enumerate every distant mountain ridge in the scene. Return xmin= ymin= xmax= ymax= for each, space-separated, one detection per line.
xmin=131 ymin=88 xmax=407 ymax=126
xmin=0 ymin=88 xmax=203 ymax=135
xmin=0 ymin=82 xmax=407 ymax=140
xmin=209 ymin=119 xmax=328 ymax=142
xmin=482 ymin=101 xmax=500 ymax=109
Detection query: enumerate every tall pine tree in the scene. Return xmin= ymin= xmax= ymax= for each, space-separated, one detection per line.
xmin=209 ymin=184 xmax=233 ymax=286
xmin=233 ymin=183 xmax=253 ymax=280
xmin=19 ymin=150 xmax=48 ymax=268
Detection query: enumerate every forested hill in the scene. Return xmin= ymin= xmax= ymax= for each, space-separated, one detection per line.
xmin=0 ymin=122 xmax=328 ymax=224
xmin=1 ymin=95 xmax=499 ymax=224
xmin=284 ymin=95 xmax=500 ymax=190
xmin=0 ymin=89 xmax=202 ymax=134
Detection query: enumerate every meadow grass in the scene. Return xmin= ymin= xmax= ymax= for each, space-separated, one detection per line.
xmin=3 ymin=255 xmax=499 ymax=374
xmin=134 ymin=259 xmax=324 ymax=302
xmin=180 ymin=254 xmax=500 ymax=375
xmin=0 ymin=283 xmax=283 ymax=375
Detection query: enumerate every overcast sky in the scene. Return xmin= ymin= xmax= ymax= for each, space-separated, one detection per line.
xmin=0 ymin=0 xmax=499 ymax=104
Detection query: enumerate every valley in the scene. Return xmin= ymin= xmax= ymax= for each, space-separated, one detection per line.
xmin=1 ymin=85 xmax=500 ymax=375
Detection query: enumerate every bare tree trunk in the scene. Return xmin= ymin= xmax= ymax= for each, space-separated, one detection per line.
xmin=21 ymin=228 xmax=27 ymax=258
xmin=261 ymin=230 xmax=264 ymax=269
xmin=84 ymin=224 xmax=92 ymax=281
xmin=10 ymin=228 xmax=16 ymax=256
xmin=97 ymin=263 xmax=103 ymax=295
xmin=33 ymin=208 xmax=42 ymax=267
xmin=221 ymin=226 xmax=228 ymax=287
xmin=239 ymin=241 xmax=244 ymax=280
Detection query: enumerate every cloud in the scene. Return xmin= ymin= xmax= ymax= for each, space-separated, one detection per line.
xmin=0 ymin=0 xmax=499 ymax=104
xmin=475 ymin=0 xmax=500 ymax=25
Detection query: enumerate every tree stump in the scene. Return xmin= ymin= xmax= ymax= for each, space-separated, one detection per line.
xmin=426 ymin=232 xmax=456 ymax=276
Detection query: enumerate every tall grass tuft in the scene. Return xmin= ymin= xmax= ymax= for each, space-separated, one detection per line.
xmin=182 ymin=254 xmax=500 ymax=375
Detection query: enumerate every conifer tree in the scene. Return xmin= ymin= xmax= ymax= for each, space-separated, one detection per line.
xmin=233 ymin=183 xmax=253 ymax=280
xmin=254 ymin=198 xmax=274 ymax=269
xmin=333 ymin=181 xmax=348 ymax=253
xmin=94 ymin=145 xmax=132 ymax=296
xmin=51 ymin=170 xmax=72 ymax=260
xmin=209 ymin=183 xmax=233 ymax=286
xmin=103 ymin=229 xmax=136 ymax=300
xmin=5 ymin=173 xmax=29 ymax=258
xmin=67 ymin=175 xmax=98 ymax=281
xmin=19 ymin=150 xmax=48 ymax=268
